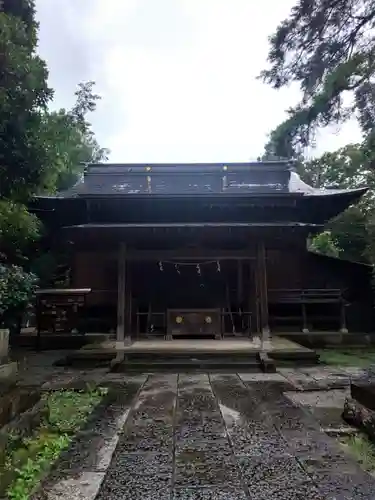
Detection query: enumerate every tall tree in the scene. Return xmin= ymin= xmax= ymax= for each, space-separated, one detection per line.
xmin=0 ymin=0 xmax=53 ymax=201
xmin=0 ymin=1 xmax=108 ymax=260
xmin=43 ymin=81 xmax=109 ymax=193
xmin=0 ymin=0 xmax=53 ymax=261
xmin=297 ymin=144 xmax=374 ymax=189
xmin=299 ymin=144 xmax=372 ymax=263
xmin=260 ymin=0 xmax=375 ymax=157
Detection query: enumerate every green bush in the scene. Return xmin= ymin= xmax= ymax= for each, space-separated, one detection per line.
xmin=0 ymin=264 xmax=38 ymax=327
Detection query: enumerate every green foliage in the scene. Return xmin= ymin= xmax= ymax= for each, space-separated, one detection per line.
xmin=5 ymin=388 xmax=106 ymax=500
xmin=0 ymin=201 xmax=40 ymax=254
xmin=261 ymin=0 xmax=375 ymax=157
xmin=0 ymin=2 xmax=107 ymax=271
xmin=0 ymin=0 xmax=37 ymax=45
xmin=0 ymin=1 xmax=50 ymax=259
xmin=309 ymin=231 xmax=341 ymax=258
xmin=317 ymin=348 xmax=375 ymax=367
xmin=7 ymin=433 xmax=70 ymax=500
xmin=329 ymin=207 xmax=370 ymax=263
xmin=43 ymin=82 xmax=109 ymax=193
xmin=0 ymin=5 xmax=53 ymax=202
xmin=297 ymin=144 xmax=372 ymax=189
xmin=0 ymin=264 xmax=38 ymax=325
xmin=295 ymin=144 xmax=372 ymax=263
xmin=29 ymin=252 xmax=70 ymax=288
xmin=341 ymin=433 xmax=375 ymax=473
xmin=46 ymin=388 xmax=104 ymax=434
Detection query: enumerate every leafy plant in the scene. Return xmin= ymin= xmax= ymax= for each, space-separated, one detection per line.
xmin=5 ymin=388 xmax=106 ymax=500
xmin=0 ymin=264 xmax=38 ymax=327
xmin=7 ymin=433 xmax=70 ymax=500
xmin=309 ymin=230 xmax=341 ymax=258
xmin=340 ymin=433 xmax=375 ymax=473
xmin=46 ymin=388 xmax=104 ymax=434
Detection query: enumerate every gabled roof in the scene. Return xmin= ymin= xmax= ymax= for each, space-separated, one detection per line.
xmin=31 ymin=161 xmax=367 ymax=228
xmin=57 ymin=162 xmax=367 ymax=202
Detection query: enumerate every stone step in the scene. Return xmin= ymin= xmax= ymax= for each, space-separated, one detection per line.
xmin=111 ymin=358 xmax=262 ymax=373
xmin=56 ymin=348 xmax=260 ymax=367
xmin=269 ymin=348 xmax=319 ymax=367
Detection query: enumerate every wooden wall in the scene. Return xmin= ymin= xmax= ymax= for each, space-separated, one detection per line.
xmin=73 ymin=252 xmax=117 ymax=306
xmin=266 ymin=250 xmax=346 ymax=290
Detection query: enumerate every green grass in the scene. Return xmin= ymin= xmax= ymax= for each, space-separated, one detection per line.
xmin=317 ymin=348 xmax=375 ymax=367
xmin=4 ymin=387 xmax=107 ymax=500
xmin=47 ymin=387 xmax=106 ymax=433
xmin=340 ymin=433 xmax=375 ymax=473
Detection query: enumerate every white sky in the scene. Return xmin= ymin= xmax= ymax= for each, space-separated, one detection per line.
xmin=35 ymin=0 xmax=362 ymax=163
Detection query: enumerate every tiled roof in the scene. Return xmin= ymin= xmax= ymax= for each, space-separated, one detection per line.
xmin=58 ymin=162 xmax=367 ymax=199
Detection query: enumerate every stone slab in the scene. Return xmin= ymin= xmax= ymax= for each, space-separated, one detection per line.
xmin=0 ymin=361 xmax=17 ymax=380
xmin=32 ymin=471 xmax=106 ymax=500
xmin=238 ymin=372 xmax=286 ymax=382
xmin=285 ymin=389 xmax=349 ymax=408
xmin=238 ymin=455 xmax=310 ymax=497
xmin=315 ymin=471 xmax=375 ymax=500
xmin=256 ymin=482 xmax=326 ymax=500
xmin=175 ymin=451 xmax=240 ymax=487
xmin=172 ymin=485 xmax=248 ymax=499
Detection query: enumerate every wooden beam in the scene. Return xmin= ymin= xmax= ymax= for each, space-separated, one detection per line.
xmin=126 ymin=249 xmax=257 ymax=261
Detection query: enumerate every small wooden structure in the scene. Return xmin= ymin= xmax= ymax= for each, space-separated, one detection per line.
xmin=31 ymin=161 xmax=372 ymax=349
xmin=35 ymin=288 xmax=91 ymax=348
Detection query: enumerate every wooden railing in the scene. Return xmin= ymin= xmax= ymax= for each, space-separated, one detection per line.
xmin=268 ymin=288 xmax=347 ymax=332
xmin=268 ymin=288 xmax=345 ymax=304
xmin=134 ymin=310 xmax=252 ymax=338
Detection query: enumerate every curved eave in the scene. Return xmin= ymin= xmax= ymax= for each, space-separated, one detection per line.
xmin=296 ymin=187 xmax=367 ymax=224
xmin=301 ymin=187 xmax=368 ymax=199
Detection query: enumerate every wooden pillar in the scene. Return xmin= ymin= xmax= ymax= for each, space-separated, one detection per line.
xmin=340 ymin=298 xmax=348 ymax=333
xmin=257 ymin=241 xmax=270 ymax=345
xmin=237 ymin=259 xmax=243 ymax=306
xmin=117 ymin=243 xmax=131 ymax=346
xmin=252 ymin=260 xmax=260 ymax=335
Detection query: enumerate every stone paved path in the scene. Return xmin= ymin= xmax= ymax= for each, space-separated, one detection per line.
xmin=31 ymin=368 xmax=375 ymax=500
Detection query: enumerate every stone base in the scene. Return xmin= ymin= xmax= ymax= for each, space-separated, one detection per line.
xmin=0 ymin=361 xmax=18 ymax=380
xmin=351 ymin=382 xmax=375 ymax=411
xmin=343 ymin=397 xmax=375 ymax=441
xmin=261 ymin=340 xmax=273 ymax=351
xmin=258 ymin=352 xmax=276 ymax=373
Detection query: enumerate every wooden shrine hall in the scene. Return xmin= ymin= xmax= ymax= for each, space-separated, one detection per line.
xmin=32 ymin=161 xmax=373 ymax=352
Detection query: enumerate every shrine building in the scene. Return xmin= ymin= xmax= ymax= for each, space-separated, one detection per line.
xmin=32 ymin=160 xmax=373 ymax=353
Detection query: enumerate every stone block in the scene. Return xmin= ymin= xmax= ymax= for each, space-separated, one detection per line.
xmin=343 ymin=397 xmax=375 ymax=441
xmin=0 ymin=361 xmax=17 ymax=381
xmin=0 ymin=328 xmax=9 ymax=361
xmin=258 ymin=352 xmax=277 ymax=373
xmin=351 ymin=382 xmax=375 ymax=411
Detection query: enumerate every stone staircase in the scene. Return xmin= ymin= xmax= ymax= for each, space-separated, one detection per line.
xmin=110 ymin=351 xmax=263 ymax=373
